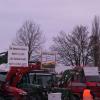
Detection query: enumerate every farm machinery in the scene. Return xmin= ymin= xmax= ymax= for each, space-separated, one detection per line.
xmin=0 ymin=64 xmax=41 ymax=100
xmin=0 ymin=51 xmax=77 ymax=100
xmin=0 ymin=64 xmax=80 ymax=100
xmin=58 ymin=67 xmax=100 ymax=99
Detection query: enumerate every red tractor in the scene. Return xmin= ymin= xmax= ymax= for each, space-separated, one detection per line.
xmin=0 ymin=63 xmax=40 ymax=100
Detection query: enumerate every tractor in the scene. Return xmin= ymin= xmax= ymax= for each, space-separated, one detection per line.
xmin=0 ymin=63 xmax=41 ymax=100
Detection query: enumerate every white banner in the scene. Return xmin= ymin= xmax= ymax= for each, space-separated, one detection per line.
xmin=83 ymin=67 xmax=99 ymax=76
xmin=8 ymin=45 xmax=28 ymax=67
xmin=42 ymin=52 xmax=56 ymax=63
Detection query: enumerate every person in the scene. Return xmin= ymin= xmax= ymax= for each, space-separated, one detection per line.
xmin=83 ymin=86 xmax=94 ymax=100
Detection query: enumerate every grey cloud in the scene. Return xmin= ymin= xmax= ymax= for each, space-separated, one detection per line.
xmin=0 ymin=0 xmax=100 ymax=51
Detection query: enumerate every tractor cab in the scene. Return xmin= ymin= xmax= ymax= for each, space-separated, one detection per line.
xmin=29 ymin=69 xmax=56 ymax=88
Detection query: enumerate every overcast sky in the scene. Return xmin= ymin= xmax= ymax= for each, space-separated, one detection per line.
xmin=0 ymin=0 xmax=100 ymax=52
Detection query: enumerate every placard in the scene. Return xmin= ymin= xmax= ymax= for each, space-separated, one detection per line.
xmin=8 ymin=45 xmax=28 ymax=67
xmin=83 ymin=67 xmax=99 ymax=76
xmin=48 ymin=93 xmax=61 ymax=100
xmin=42 ymin=52 xmax=56 ymax=63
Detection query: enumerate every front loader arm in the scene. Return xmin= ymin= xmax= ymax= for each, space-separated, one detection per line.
xmin=6 ymin=64 xmax=40 ymax=87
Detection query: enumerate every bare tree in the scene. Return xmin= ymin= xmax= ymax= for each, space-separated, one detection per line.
xmin=90 ymin=16 xmax=100 ymax=67
xmin=15 ymin=20 xmax=43 ymax=61
xmin=52 ymin=25 xmax=90 ymax=66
